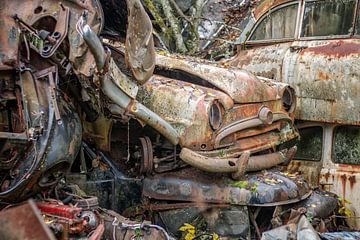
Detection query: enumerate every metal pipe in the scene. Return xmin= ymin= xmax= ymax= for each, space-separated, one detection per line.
xmin=81 ymin=24 xmax=179 ymax=145
xmin=246 ymin=150 xmax=287 ymax=172
xmin=180 ymin=146 xmax=297 ymax=176
xmin=82 ymin=25 xmax=106 ymax=70
xmin=0 ymin=132 xmax=28 ymax=140
xmin=180 ymin=148 xmax=240 ymax=173
xmin=101 ymin=76 xmax=179 ymax=145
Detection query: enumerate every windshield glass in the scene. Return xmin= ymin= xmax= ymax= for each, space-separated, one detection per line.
xmin=301 ymin=0 xmax=355 ymax=37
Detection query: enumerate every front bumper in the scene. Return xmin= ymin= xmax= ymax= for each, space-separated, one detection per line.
xmin=180 ymin=146 xmax=297 ymax=180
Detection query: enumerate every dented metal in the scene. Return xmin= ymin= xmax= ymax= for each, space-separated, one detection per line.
xmin=133 ymin=54 xmax=300 ymax=171
xmin=143 ymin=170 xmax=311 ymax=206
xmin=231 ymin=1 xmax=360 ymax=126
xmin=0 ymin=0 xmax=328 ymax=238
xmin=232 ymin=0 xmax=360 ymax=230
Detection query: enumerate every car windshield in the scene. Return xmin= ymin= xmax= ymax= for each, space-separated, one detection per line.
xmin=333 ymin=126 xmax=360 ymax=165
xmin=295 ymin=126 xmax=323 ymax=161
xmin=250 ymin=4 xmax=298 ymax=41
xmin=301 ymin=0 xmax=356 ymax=37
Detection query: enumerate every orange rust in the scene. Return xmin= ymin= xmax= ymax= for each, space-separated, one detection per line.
xmin=339 ymin=164 xmax=360 ymax=170
xmin=324 ymin=171 xmax=330 ymax=182
xmin=254 ymin=0 xmax=294 ymax=20
xmin=349 ymin=175 xmax=356 ymax=190
xmin=301 ymin=41 xmax=360 ymax=58
xmin=340 ymin=174 xmax=347 ymax=201
xmin=317 ymin=71 xmax=330 ymax=81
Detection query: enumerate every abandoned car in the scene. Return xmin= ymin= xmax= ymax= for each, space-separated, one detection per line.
xmin=0 ymin=0 xmax=349 ymax=238
xmin=229 ymin=0 xmax=360 ymax=230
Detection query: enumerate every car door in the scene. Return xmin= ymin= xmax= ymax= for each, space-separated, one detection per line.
xmin=282 ymin=0 xmax=360 ymax=125
xmin=231 ymin=1 xmax=301 ymax=80
xmin=287 ymin=122 xmax=325 ymax=187
xmin=319 ymin=125 xmax=360 ymax=230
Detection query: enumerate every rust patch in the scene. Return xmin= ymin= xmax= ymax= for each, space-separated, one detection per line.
xmin=317 ymin=71 xmax=330 ymax=81
xmin=254 ymin=0 xmax=293 ymax=20
xmin=340 ymin=174 xmax=347 ymax=200
xmin=324 ymin=171 xmax=330 ymax=182
xmin=349 ymin=175 xmax=356 ymax=189
xmin=301 ymin=41 xmax=360 ymax=58
xmin=339 ymin=164 xmax=360 ymax=171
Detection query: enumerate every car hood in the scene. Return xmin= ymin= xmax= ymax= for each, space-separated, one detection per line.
xmin=156 ymin=54 xmax=286 ymax=104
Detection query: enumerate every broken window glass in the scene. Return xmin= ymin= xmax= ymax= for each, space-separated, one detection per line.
xmin=301 ymin=0 xmax=355 ymax=37
xmin=250 ymin=4 xmax=298 ymax=41
xmin=295 ymin=127 xmax=323 ymax=161
xmin=333 ymin=126 xmax=360 ymax=165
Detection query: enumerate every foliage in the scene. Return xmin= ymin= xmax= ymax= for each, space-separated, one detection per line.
xmin=179 ymin=223 xmax=220 ymax=240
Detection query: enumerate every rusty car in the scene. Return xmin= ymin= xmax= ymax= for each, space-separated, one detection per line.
xmin=228 ymin=0 xmax=360 ymax=230
xmin=0 ymin=0 xmax=346 ymax=238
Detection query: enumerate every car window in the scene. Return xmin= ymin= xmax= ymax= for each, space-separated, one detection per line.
xmin=333 ymin=126 xmax=360 ymax=165
xmin=356 ymin=4 xmax=360 ymax=35
xmin=295 ymin=127 xmax=323 ymax=161
xmin=249 ymin=4 xmax=298 ymax=41
xmin=301 ymin=0 xmax=355 ymax=37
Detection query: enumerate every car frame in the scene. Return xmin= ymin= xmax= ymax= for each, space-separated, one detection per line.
xmin=229 ymin=0 xmax=360 ymax=230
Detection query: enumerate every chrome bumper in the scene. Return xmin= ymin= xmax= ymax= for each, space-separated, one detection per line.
xmin=180 ymin=146 xmax=297 ymax=180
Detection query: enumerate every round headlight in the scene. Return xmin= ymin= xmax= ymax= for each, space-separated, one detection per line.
xmin=282 ymin=87 xmax=296 ymax=113
xmin=210 ymin=101 xmax=224 ymax=130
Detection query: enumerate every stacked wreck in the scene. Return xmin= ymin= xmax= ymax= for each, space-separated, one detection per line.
xmin=0 ymin=0 xmax=356 ymax=239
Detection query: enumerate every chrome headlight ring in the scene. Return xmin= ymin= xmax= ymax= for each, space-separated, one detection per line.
xmin=209 ymin=101 xmax=224 ymax=130
xmin=282 ymin=86 xmax=296 ymax=113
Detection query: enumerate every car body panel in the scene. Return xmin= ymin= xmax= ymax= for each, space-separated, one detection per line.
xmin=228 ymin=0 xmax=360 ymax=229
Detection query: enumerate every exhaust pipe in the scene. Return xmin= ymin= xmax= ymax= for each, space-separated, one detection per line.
xmin=81 ymin=25 xmax=179 ymax=145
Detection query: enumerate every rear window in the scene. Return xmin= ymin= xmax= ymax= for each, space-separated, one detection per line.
xmin=295 ymin=127 xmax=323 ymax=161
xmin=333 ymin=126 xmax=360 ymax=165
xmin=301 ymin=0 xmax=356 ymax=37
xmin=250 ymin=4 xmax=298 ymax=41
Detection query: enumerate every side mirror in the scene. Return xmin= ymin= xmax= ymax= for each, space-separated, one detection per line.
xmin=125 ymin=0 xmax=155 ymax=85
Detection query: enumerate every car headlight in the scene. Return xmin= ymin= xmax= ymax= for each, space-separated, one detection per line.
xmin=209 ymin=101 xmax=224 ymax=130
xmin=282 ymin=87 xmax=296 ymax=113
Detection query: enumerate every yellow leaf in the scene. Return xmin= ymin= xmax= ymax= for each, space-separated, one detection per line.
xmin=345 ymin=208 xmax=354 ymax=217
xmin=179 ymin=223 xmax=195 ymax=232
xmin=213 ymin=233 xmax=219 ymax=240
xmin=158 ymin=50 xmax=168 ymax=56
xmin=180 ymin=223 xmax=196 ymax=240
xmin=184 ymin=233 xmax=195 ymax=240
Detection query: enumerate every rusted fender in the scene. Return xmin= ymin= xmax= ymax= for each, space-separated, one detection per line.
xmin=179 ymin=146 xmax=297 ymax=178
xmin=101 ymin=73 xmax=179 ymax=145
xmin=138 ymin=75 xmax=233 ymax=148
xmin=0 ymin=70 xmax=82 ymax=203
xmin=125 ymin=0 xmax=155 ymax=84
